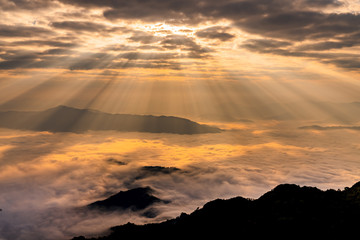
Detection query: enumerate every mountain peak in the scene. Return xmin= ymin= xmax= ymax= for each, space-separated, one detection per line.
xmin=88 ymin=186 xmax=166 ymax=212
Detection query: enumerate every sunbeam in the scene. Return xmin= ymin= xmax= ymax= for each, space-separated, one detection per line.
xmin=1 ymin=1 xmax=360 ymax=239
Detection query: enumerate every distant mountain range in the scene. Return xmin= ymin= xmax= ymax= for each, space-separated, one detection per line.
xmin=300 ymin=125 xmax=360 ymax=131
xmin=73 ymin=181 xmax=360 ymax=239
xmin=0 ymin=105 xmax=221 ymax=134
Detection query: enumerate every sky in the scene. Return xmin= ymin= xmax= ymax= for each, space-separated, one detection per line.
xmin=1 ymin=0 xmax=360 ymax=239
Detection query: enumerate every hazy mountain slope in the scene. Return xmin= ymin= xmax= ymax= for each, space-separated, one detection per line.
xmin=0 ymin=105 xmax=221 ymax=134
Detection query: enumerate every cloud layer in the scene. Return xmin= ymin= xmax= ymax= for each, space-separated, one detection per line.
xmin=1 ymin=122 xmax=360 ymax=239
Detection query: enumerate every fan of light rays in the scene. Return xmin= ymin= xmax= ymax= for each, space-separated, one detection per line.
xmin=197 ymin=43 xmax=360 ymax=125
xmin=2 ymin=19 xmax=360 ymax=134
xmin=0 ymin=22 xmax=211 ymax=133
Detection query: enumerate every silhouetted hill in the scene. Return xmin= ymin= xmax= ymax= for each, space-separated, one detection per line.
xmin=0 ymin=105 xmax=221 ymax=134
xmin=72 ymin=181 xmax=360 ymax=239
xmin=88 ymin=187 xmax=167 ymax=213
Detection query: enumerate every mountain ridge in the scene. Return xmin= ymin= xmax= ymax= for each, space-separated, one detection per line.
xmin=72 ymin=181 xmax=360 ymax=239
xmin=0 ymin=105 xmax=221 ymax=134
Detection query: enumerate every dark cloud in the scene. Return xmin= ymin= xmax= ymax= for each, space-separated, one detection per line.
xmin=50 ymin=21 xmax=116 ymax=33
xmin=161 ymin=34 xmax=212 ymax=58
xmin=241 ymin=38 xmax=312 ymax=58
xmin=2 ymin=0 xmax=348 ymax=43
xmin=7 ymin=40 xmax=78 ymax=48
xmin=0 ymin=24 xmax=212 ymax=70
xmin=241 ymin=39 xmax=293 ymax=51
xmin=69 ymin=58 xmax=183 ymax=70
xmin=298 ymin=0 xmax=342 ymax=8
xmin=0 ymin=47 xmax=81 ymax=69
xmin=234 ymin=11 xmax=349 ymax=41
xmin=55 ymin=0 xmax=204 ymax=23
xmin=2 ymin=0 xmax=359 ymax=70
xmin=195 ymin=26 xmax=235 ymax=41
xmin=127 ymin=31 xmax=162 ymax=44
xmin=296 ymin=38 xmax=360 ymax=51
xmin=68 ymin=51 xmax=183 ymax=70
xmin=240 ymin=38 xmax=360 ymax=70
xmin=0 ymin=53 xmax=183 ymax=70
xmin=41 ymin=48 xmax=76 ymax=56
xmin=56 ymin=0 xmax=343 ymax=23
xmin=53 ymin=0 xmax=359 ymax=60
xmin=0 ymin=0 xmax=56 ymax=10
xmin=105 ymin=44 xmax=137 ymax=52
xmin=117 ymin=52 xmax=177 ymax=60
xmin=0 ymin=49 xmax=46 ymax=69
xmin=0 ymin=48 xmax=183 ymax=70
xmin=161 ymin=35 xmax=199 ymax=49
xmin=0 ymin=24 xmax=53 ymax=37
xmin=138 ymin=45 xmax=163 ymax=50
xmin=116 ymin=60 xmax=182 ymax=70
xmin=324 ymin=58 xmax=360 ymax=70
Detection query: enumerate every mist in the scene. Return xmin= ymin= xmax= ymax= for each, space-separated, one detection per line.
xmin=1 ymin=121 xmax=359 ymax=239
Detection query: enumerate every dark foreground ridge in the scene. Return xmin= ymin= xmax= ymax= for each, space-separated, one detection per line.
xmin=0 ymin=105 xmax=221 ymax=134
xmin=73 ymin=181 xmax=360 ymax=239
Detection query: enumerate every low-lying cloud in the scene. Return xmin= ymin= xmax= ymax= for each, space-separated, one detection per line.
xmin=0 ymin=122 xmax=359 ymax=239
